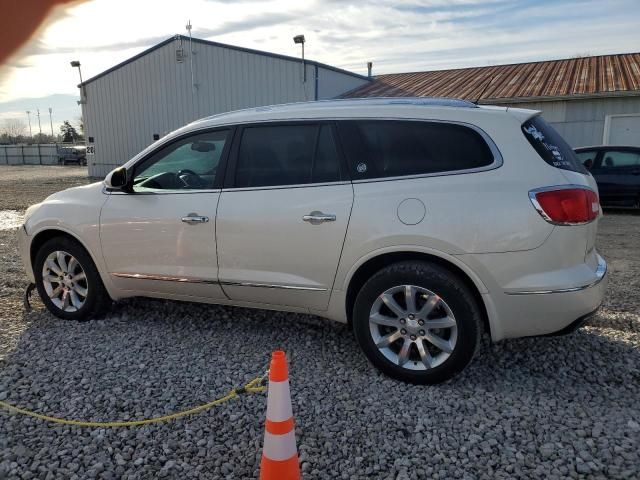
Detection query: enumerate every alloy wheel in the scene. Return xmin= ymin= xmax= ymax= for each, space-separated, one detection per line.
xmin=41 ymin=250 xmax=88 ymax=312
xmin=369 ymin=285 xmax=458 ymax=370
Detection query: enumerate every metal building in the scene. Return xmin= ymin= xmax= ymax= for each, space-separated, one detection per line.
xmin=80 ymin=35 xmax=370 ymax=177
xmin=344 ymin=53 xmax=640 ymax=148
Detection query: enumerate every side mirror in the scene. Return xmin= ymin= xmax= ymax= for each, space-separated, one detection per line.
xmin=104 ymin=166 xmax=128 ymax=190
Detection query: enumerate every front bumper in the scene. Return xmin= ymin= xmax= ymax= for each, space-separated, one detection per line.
xmin=18 ymin=224 xmax=35 ymax=283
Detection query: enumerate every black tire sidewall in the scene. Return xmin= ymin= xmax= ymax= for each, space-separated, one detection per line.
xmin=353 ymin=261 xmax=481 ymax=384
xmin=34 ymin=237 xmax=106 ymax=320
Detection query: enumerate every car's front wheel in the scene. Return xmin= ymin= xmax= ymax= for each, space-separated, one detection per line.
xmin=352 ymin=261 xmax=482 ymax=384
xmin=34 ymin=236 xmax=111 ymax=320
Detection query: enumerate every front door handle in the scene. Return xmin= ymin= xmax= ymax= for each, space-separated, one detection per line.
xmin=181 ymin=213 xmax=209 ymax=224
xmin=302 ymin=211 xmax=336 ymax=224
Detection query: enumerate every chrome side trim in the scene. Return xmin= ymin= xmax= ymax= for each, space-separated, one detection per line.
xmin=104 ymin=186 xmax=222 ymax=196
xmin=111 ymin=273 xmax=219 ymax=285
xmin=222 ymin=180 xmax=351 ymax=193
xmin=219 ymin=281 xmax=327 ymax=292
xmin=504 ymin=254 xmax=607 ymax=295
xmin=110 ymin=273 xmax=328 ymax=291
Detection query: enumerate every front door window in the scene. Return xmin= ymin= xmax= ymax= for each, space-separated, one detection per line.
xmin=133 ymin=130 xmax=230 ymax=191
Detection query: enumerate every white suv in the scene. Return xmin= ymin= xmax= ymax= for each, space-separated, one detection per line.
xmin=19 ymin=98 xmax=607 ymax=384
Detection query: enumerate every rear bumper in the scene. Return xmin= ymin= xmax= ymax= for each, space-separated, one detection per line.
xmin=480 ymin=254 xmax=608 ymax=341
xmin=503 ymin=253 xmax=607 ymax=295
xmin=541 ymin=306 xmax=600 ymax=337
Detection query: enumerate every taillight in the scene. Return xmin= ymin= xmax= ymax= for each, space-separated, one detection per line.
xmin=529 ymin=187 xmax=599 ymax=225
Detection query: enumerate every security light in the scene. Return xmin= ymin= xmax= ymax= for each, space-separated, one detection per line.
xmin=70 ymin=60 xmax=85 ymax=103
xmin=293 ymin=35 xmax=306 ymax=83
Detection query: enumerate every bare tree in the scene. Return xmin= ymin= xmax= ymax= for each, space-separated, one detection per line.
xmin=1 ymin=118 xmax=27 ymax=142
xmin=76 ymin=116 xmax=85 ymax=137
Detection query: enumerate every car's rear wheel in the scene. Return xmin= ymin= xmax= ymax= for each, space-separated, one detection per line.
xmin=34 ymin=236 xmax=111 ymax=320
xmin=352 ymin=261 xmax=482 ymax=384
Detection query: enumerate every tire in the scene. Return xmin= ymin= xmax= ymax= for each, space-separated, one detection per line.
xmin=34 ymin=236 xmax=111 ymax=320
xmin=352 ymin=261 xmax=482 ymax=384
xmin=80 ymin=158 xmax=87 ymax=166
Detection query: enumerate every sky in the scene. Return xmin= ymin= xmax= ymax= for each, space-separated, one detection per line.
xmin=1 ymin=0 xmax=639 ymax=133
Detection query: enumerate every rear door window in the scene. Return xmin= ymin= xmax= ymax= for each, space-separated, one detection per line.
xmin=234 ymin=124 xmax=342 ymax=188
xmin=522 ymin=116 xmax=587 ymax=173
xmin=337 ymin=120 xmax=495 ymax=180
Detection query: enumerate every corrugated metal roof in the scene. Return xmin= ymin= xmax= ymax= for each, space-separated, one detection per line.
xmin=343 ymin=53 xmax=640 ymax=102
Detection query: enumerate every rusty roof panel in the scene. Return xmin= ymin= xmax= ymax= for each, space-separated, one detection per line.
xmin=342 ymin=53 xmax=640 ymax=101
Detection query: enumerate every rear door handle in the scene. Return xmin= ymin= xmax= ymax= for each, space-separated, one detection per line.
xmin=181 ymin=214 xmax=209 ymax=224
xmin=302 ymin=211 xmax=336 ymax=224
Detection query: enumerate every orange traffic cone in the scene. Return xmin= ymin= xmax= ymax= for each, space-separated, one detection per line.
xmin=260 ymin=351 xmax=300 ymax=480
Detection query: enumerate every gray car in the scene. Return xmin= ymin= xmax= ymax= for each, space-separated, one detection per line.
xmin=58 ymin=145 xmax=87 ymax=166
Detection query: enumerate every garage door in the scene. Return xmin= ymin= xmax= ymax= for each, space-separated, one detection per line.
xmin=606 ymin=114 xmax=640 ymax=147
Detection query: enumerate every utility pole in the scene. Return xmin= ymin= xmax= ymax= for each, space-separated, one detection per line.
xmin=36 ymin=109 xmax=43 ymax=139
xmin=26 ymin=111 xmax=33 ymax=137
xmin=48 ymin=107 xmax=54 ymax=138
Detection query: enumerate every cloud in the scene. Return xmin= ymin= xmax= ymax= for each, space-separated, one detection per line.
xmin=1 ymin=0 xmax=639 ymax=105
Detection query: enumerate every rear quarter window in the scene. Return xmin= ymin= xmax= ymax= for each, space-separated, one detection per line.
xmin=522 ymin=116 xmax=587 ymax=173
xmin=337 ymin=120 xmax=495 ymax=180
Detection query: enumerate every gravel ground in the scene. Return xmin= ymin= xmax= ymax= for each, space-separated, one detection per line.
xmin=0 ymin=165 xmax=639 ymax=479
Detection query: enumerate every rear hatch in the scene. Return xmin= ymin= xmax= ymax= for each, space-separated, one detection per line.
xmin=521 ymin=115 xmax=600 ymax=261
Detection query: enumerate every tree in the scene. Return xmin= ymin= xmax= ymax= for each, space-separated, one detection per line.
xmin=60 ymin=120 xmax=79 ymax=143
xmin=77 ymin=116 xmax=85 ymax=137
xmin=1 ymin=118 xmax=27 ymax=143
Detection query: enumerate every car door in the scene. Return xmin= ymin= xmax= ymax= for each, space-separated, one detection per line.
xmin=594 ymin=149 xmax=640 ymax=206
xmin=100 ymin=128 xmax=233 ymax=299
xmin=216 ymin=122 xmax=353 ymax=310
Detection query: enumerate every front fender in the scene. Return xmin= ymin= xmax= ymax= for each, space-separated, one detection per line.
xmin=22 ymin=182 xmax=118 ymax=299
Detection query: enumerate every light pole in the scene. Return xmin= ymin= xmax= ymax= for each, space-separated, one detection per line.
xmin=26 ymin=111 xmax=33 ymax=137
xmin=70 ymin=60 xmax=85 ymax=104
xmin=36 ymin=108 xmax=42 ymax=139
xmin=48 ymin=107 xmax=54 ymax=138
xmin=293 ymin=35 xmax=306 ymax=83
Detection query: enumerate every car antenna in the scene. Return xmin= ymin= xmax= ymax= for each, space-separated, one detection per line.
xmin=472 ymin=71 xmax=497 ymax=105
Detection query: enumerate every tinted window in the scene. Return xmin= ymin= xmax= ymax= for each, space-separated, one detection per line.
xmin=338 ymin=120 xmax=494 ymax=179
xmin=522 ymin=116 xmax=587 ymax=173
xmin=575 ymin=150 xmax=596 ymax=170
xmin=600 ymin=150 xmax=640 ymax=169
xmin=313 ymin=125 xmax=341 ymax=183
xmin=133 ymin=130 xmax=229 ymax=191
xmin=235 ymin=124 xmax=341 ymax=188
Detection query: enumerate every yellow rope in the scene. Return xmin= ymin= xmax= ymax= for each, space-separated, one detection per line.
xmin=0 ymin=375 xmax=266 ymax=428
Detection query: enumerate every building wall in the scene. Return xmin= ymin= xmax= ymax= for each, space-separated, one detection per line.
xmin=83 ymin=38 xmax=369 ymax=177
xmin=316 ymin=67 xmax=372 ymax=100
xmin=496 ymin=97 xmax=640 ymax=148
